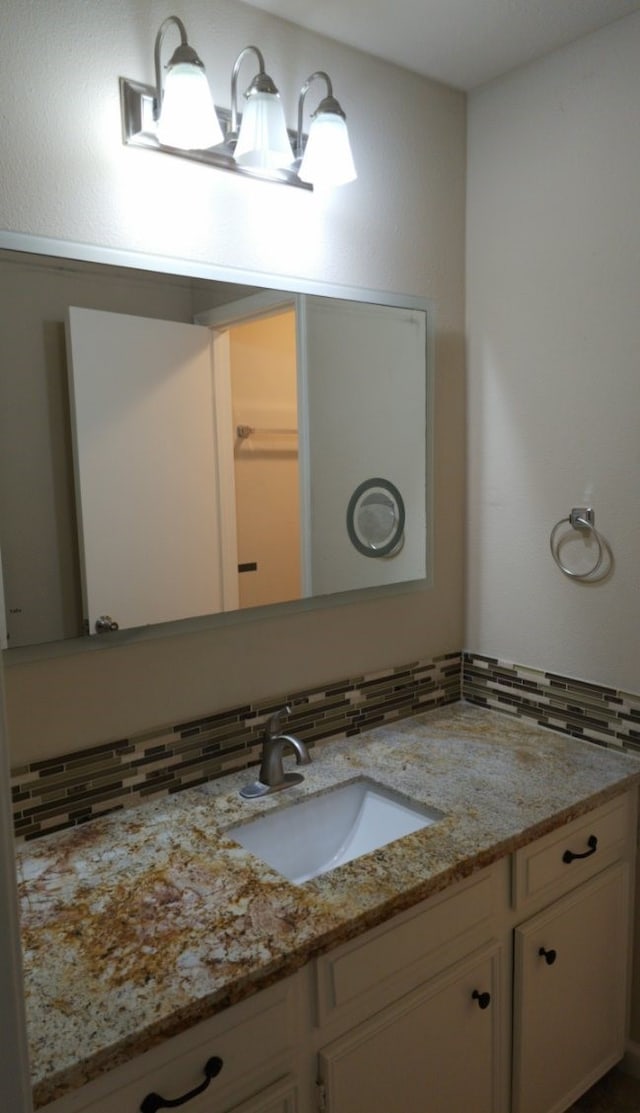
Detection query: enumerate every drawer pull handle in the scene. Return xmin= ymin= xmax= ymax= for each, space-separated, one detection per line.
xmin=539 ymin=946 xmax=557 ymax=966
xmin=140 ymin=1057 xmax=223 ymax=1112
xmin=562 ymin=834 xmax=598 ymax=864
xmin=472 ymin=989 xmax=491 ymax=1009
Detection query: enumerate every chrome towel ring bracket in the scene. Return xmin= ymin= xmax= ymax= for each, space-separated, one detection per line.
xmin=549 ymin=507 xmax=612 ymax=582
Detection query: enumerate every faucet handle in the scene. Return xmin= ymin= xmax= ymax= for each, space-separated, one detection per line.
xmin=266 ymin=705 xmax=291 ymax=738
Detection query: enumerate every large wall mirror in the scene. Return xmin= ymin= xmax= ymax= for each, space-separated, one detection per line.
xmin=0 ymin=235 xmax=430 ymax=652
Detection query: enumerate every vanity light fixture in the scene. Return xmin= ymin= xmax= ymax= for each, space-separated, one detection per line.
xmin=119 ymin=16 xmax=356 ymax=190
xmin=296 ymin=72 xmax=357 ymax=188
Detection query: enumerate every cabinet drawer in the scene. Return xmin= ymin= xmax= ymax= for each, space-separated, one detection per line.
xmin=45 ymin=976 xmax=299 ymax=1113
xmin=512 ymin=791 xmax=632 ymax=910
xmin=315 ymin=862 xmax=505 ymax=1028
xmin=228 ymin=1075 xmax=298 ymax=1113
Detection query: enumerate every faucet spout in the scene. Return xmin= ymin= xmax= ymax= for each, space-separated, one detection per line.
xmin=277 ymin=734 xmax=312 ymax=766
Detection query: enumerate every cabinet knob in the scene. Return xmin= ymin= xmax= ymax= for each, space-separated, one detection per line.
xmin=472 ymin=989 xmax=491 ymax=1009
xmin=562 ymin=834 xmax=598 ymax=863
xmin=140 ymin=1056 xmax=223 ymax=1112
xmin=538 ymin=946 xmax=557 ymax=966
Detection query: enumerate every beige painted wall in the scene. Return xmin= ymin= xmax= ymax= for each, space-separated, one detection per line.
xmin=0 ymin=0 xmax=466 ymax=762
xmin=467 ymin=13 xmax=640 ymax=1047
xmin=466 ymin=12 xmax=640 ymax=692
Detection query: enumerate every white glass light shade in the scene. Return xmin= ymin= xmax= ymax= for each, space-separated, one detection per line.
xmin=234 ymin=91 xmax=294 ymax=170
xmin=298 ymin=112 xmax=357 ymax=187
xmin=156 ymin=62 xmax=223 ymax=151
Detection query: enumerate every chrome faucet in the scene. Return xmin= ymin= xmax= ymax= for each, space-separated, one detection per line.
xmin=240 ymin=705 xmax=311 ymax=799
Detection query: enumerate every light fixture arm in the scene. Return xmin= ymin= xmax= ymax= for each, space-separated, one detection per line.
xmin=296 ymin=71 xmax=345 ymax=158
xmin=230 ymin=45 xmax=280 ymax=138
xmin=153 ymin=15 xmax=204 ymax=121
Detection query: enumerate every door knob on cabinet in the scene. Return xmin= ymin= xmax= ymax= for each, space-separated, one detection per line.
xmin=95 ymin=615 xmax=119 ymax=633
xmin=538 ymin=946 xmax=557 ymax=966
xmin=472 ymin=989 xmax=491 ymax=1009
xmin=140 ymin=1056 xmax=223 ymax=1111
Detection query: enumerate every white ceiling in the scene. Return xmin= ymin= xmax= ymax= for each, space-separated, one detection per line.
xmin=242 ymin=0 xmax=640 ymax=90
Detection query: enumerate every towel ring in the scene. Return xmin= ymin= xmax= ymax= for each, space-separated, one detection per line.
xmin=549 ymin=507 xmax=607 ymax=581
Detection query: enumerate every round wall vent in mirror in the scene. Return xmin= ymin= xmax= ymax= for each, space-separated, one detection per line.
xmin=346 ymin=478 xmax=405 ymax=557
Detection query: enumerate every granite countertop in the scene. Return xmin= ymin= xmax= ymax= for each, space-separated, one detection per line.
xmin=17 ymin=703 xmax=640 ymax=1108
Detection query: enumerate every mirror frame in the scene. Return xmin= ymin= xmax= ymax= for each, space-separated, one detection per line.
xmin=0 ymin=229 xmax=435 ymax=666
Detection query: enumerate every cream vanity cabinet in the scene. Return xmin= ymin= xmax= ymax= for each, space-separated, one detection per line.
xmin=41 ymin=789 xmax=636 ymax=1113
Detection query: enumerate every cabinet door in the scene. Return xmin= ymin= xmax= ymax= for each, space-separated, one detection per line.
xmin=318 ymin=945 xmax=503 ymax=1113
xmin=513 ymin=863 xmax=629 ymax=1113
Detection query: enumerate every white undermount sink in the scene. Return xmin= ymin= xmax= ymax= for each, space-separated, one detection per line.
xmin=228 ymin=778 xmax=443 ymax=884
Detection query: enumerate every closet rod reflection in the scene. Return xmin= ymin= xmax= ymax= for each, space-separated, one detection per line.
xmin=236 ymin=424 xmax=298 ymax=439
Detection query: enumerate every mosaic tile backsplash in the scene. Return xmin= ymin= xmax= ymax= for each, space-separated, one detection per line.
xmin=463 ymin=653 xmax=640 ymax=751
xmin=12 ymin=648 xmax=640 ymax=842
xmin=11 ymin=652 xmax=461 ymax=841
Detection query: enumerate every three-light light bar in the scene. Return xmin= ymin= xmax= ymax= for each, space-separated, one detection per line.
xmin=119 ymin=15 xmax=357 ymax=191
